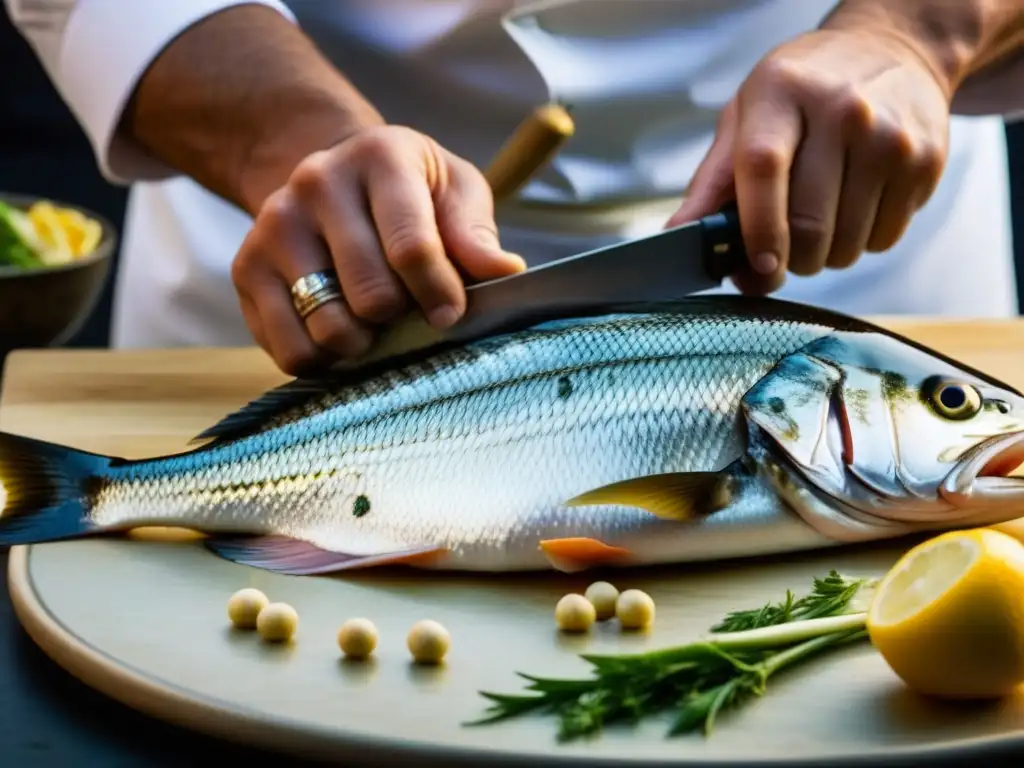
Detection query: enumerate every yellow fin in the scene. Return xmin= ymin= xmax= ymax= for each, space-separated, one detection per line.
xmin=565 ymin=472 xmax=729 ymax=521
xmin=125 ymin=526 xmax=207 ymax=543
xmin=539 ymin=537 xmax=633 ymax=573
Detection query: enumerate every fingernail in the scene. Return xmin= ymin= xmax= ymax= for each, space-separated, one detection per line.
xmin=666 ymin=204 xmax=692 ymax=227
xmin=428 ymin=304 xmax=459 ymax=329
xmin=752 ymin=252 xmax=779 ymax=275
xmin=503 ymin=251 xmax=528 ymax=271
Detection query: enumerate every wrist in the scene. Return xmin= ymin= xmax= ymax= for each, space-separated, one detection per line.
xmin=820 ymin=1 xmax=988 ymax=96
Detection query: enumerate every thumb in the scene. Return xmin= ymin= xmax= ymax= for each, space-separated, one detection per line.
xmin=665 ymin=100 xmax=739 ymax=228
xmin=436 ymin=152 xmax=527 ymax=282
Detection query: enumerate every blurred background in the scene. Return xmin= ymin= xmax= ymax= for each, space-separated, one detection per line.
xmin=1 ymin=13 xmax=1022 ymax=352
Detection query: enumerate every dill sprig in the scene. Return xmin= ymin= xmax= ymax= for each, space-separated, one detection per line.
xmin=466 ymin=571 xmax=874 ymax=741
xmin=711 ymin=570 xmax=871 ymax=633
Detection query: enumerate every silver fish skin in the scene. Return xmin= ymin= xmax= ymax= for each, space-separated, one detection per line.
xmin=0 ymin=297 xmax=1023 ymax=575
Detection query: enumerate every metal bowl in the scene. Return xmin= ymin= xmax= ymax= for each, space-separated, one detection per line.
xmin=0 ymin=192 xmax=117 ymax=356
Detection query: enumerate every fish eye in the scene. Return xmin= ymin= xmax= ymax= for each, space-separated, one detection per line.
xmin=928 ymin=380 xmax=982 ymax=420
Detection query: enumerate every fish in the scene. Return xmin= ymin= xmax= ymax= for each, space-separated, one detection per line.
xmin=1 ymin=296 xmax=1023 ymax=576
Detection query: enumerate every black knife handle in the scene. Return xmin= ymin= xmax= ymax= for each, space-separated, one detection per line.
xmin=699 ymin=201 xmax=747 ymax=281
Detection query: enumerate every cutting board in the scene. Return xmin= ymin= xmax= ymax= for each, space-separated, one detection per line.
xmin=3 ymin=321 xmax=1024 ymax=767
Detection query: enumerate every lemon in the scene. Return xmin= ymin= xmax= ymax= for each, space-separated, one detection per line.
xmin=24 ymin=202 xmax=103 ymax=263
xmin=867 ymin=528 xmax=1024 ymax=699
xmin=55 ymin=208 xmax=102 ymax=256
xmin=27 ymin=202 xmax=74 ymax=265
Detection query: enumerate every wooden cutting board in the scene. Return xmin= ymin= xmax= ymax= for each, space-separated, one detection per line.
xmin=2 ymin=323 xmax=1024 ymax=766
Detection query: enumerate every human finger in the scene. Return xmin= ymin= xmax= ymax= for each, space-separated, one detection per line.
xmin=362 ymin=141 xmax=466 ymax=329
xmin=242 ymin=191 xmax=373 ymax=368
xmin=249 ymin=276 xmax=333 ymax=376
xmin=435 ymin=150 xmax=526 ymax=281
xmin=290 ymin=152 xmax=411 ymax=326
xmin=730 ymin=93 xmax=803 ymax=294
xmin=237 ymin=290 xmax=271 ymax=355
xmin=827 ymin=113 xmax=900 ymax=268
xmin=867 ymin=133 xmax=946 ymax=252
xmin=785 ymin=124 xmax=846 ymax=276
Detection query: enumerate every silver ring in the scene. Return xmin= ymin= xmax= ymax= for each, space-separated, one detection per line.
xmin=291 ymin=270 xmax=343 ymax=319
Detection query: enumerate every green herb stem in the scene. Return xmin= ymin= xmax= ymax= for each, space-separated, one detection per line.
xmin=761 ymin=627 xmax=868 ymax=676
xmin=667 ymin=626 xmax=869 ymax=737
xmin=709 ymin=612 xmax=867 ymax=651
xmin=578 ymin=613 xmax=867 ymax=674
xmin=468 ymin=571 xmax=876 ymax=741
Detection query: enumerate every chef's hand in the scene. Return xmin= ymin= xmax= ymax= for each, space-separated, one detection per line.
xmin=231 ymin=125 xmax=525 ymax=375
xmin=667 ymin=21 xmax=952 ymax=295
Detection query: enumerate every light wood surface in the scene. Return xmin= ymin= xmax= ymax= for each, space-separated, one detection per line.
xmin=3 ymin=319 xmax=1024 ymax=765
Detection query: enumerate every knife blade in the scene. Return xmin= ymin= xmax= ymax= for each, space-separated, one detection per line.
xmin=337 ymin=203 xmax=747 ymax=368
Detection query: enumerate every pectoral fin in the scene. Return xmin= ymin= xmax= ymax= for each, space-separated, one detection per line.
xmin=564 ymin=471 xmax=731 ymax=521
xmin=204 ymin=535 xmax=449 ymax=575
xmin=539 ymin=537 xmax=633 ymax=573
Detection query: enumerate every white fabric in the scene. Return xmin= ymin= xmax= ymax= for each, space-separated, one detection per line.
xmin=5 ymin=0 xmax=1019 ymax=352
xmin=4 ymin=0 xmax=297 ymax=183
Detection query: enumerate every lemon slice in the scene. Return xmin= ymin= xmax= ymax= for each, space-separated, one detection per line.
xmin=56 ymin=207 xmax=102 ymax=256
xmin=867 ymin=528 xmax=1024 ymax=699
xmin=27 ymin=202 xmax=74 ymax=265
xmin=76 ymin=218 xmax=103 ymax=256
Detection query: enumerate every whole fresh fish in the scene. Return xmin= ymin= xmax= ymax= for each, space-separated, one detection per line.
xmin=1 ymin=297 xmax=1023 ymax=576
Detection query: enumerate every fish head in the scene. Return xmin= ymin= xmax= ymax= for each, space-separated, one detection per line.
xmin=742 ymin=330 xmax=1024 ymax=540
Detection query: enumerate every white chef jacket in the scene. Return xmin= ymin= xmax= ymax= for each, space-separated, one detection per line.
xmin=5 ymin=0 xmax=1021 ymax=351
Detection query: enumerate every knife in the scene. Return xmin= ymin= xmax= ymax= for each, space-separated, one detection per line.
xmin=333 ymin=103 xmax=747 ymax=367
xmin=339 ymin=204 xmax=747 ymax=367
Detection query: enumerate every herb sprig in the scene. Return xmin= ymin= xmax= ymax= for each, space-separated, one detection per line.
xmin=712 ymin=570 xmax=871 ymax=632
xmin=466 ymin=570 xmax=875 ymax=741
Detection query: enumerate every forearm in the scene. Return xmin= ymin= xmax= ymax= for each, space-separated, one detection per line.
xmin=823 ymin=1 xmax=1024 ymax=99
xmin=122 ymin=4 xmax=384 ymax=213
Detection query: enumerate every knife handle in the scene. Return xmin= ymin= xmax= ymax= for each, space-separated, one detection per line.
xmin=700 ymin=202 xmax=747 ymax=281
xmin=484 ymin=103 xmax=576 ymax=202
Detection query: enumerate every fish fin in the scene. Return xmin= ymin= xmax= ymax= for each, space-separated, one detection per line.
xmin=204 ymin=535 xmax=449 ymax=575
xmin=125 ymin=526 xmax=207 ymax=542
xmin=564 ymin=471 xmax=729 ymax=521
xmin=539 ymin=537 xmax=633 ymax=573
xmin=742 ymin=351 xmax=844 ymax=477
xmin=0 ymin=431 xmax=115 ymax=545
xmin=190 ymin=378 xmax=339 ymax=445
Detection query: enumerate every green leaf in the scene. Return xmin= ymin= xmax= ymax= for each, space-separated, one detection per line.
xmin=710 ymin=570 xmax=869 ymax=633
xmin=517 ymin=673 xmax=598 ymax=695
xmin=0 ymin=201 xmax=43 ymax=268
xmin=468 ymin=571 xmax=875 ymax=742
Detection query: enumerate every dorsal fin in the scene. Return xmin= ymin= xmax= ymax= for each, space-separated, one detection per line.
xmin=190 ymin=333 xmax=493 ymax=447
xmin=185 ymin=296 xmax=871 ymax=447
xmin=187 ymin=302 xmax=631 ymax=447
xmin=191 ymin=294 xmax=1021 ymax=446
xmin=190 ymin=378 xmax=338 ymax=445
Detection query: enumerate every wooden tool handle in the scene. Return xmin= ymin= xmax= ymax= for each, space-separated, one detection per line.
xmin=484 ymin=103 xmax=575 ymax=202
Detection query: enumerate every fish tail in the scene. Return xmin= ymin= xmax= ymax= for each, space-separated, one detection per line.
xmin=0 ymin=431 xmax=114 ymax=545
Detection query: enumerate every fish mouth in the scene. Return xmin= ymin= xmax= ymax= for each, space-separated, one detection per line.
xmin=940 ymin=430 xmax=1024 ymax=508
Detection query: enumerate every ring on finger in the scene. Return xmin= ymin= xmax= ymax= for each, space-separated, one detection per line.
xmin=291 ymin=270 xmax=344 ymax=319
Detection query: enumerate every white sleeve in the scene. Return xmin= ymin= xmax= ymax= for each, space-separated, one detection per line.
xmin=4 ymin=0 xmax=297 ymax=184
